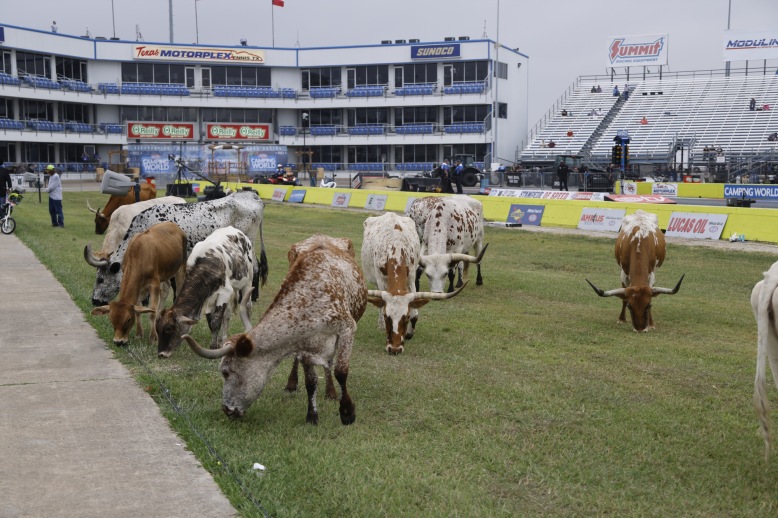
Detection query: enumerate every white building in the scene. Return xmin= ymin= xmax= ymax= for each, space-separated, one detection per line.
xmin=0 ymin=23 xmax=528 ymax=185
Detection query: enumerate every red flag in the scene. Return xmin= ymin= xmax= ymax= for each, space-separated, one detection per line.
xmin=272 ymin=0 xmax=284 ymax=6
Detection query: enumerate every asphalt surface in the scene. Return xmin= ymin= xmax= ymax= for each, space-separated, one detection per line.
xmin=0 ymin=233 xmax=236 ymax=517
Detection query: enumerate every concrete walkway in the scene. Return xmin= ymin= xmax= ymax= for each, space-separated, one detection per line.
xmin=0 ymin=235 xmax=236 ymax=517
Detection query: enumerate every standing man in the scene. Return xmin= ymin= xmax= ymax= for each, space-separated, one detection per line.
xmin=440 ymin=159 xmax=453 ymax=193
xmin=45 ymin=165 xmax=64 ymax=228
xmin=557 ymin=161 xmax=569 ymax=191
xmin=454 ymin=160 xmax=464 ymax=194
xmin=0 ymin=166 xmax=13 ymax=207
xmin=50 ymin=21 xmax=58 ymax=33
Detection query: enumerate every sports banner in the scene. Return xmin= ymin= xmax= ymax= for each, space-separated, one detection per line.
xmin=724 ymin=184 xmax=778 ymax=200
xmin=577 ymin=208 xmax=626 ymax=232
xmin=488 ymin=189 xmax=607 ymax=201
xmin=127 ymin=122 xmax=195 ymax=140
xmin=605 ymin=194 xmax=677 ymax=204
xmin=133 ymin=44 xmax=265 ymax=64
xmin=665 ymin=212 xmax=728 ymax=240
xmin=607 ymin=34 xmax=668 ymax=67
xmin=651 ymin=183 xmax=678 ymax=197
xmin=271 ymin=188 xmax=287 ymax=202
xmin=206 ymin=123 xmax=271 ymax=141
xmin=506 ymin=204 xmax=545 ymax=226
xmin=723 ymin=30 xmax=778 ymax=61
xmin=365 ymin=194 xmax=387 ymax=211
xmin=332 ymin=192 xmax=352 ymax=208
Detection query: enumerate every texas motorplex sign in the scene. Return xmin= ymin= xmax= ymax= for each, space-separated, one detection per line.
xmin=723 ymin=30 xmax=778 ymax=61
xmin=127 ymin=122 xmax=194 ymax=140
xmin=607 ymin=34 xmax=668 ymax=67
xmin=206 ymin=123 xmax=270 ymax=141
xmin=665 ymin=212 xmax=728 ymax=240
xmin=724 ymin=184 xmax=778 ymax=200
xmin=133 ymin=44 xmax=265 ymax=63
xmin=411 ymin=44 xmax=460 ymax=59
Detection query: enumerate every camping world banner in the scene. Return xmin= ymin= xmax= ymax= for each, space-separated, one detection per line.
xmin=606 ymin=34 xmax=668 ymax=67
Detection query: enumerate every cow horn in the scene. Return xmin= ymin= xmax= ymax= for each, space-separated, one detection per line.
xmin=652 ymin=273 xmax=686 ymax=296
xmin=412 ymin=281 xmax=469 ymax=301
xmin=586 ymin=279 xmax=626 ymax=298
xmin=183 ymin=334 xmax=235 ymax=359
xmin=448 ymin=243 xmax=490 ymax=265
xmin=84 ymin=244 xmax=109 ymax=268
xmin=86 ymin=199 xmax=99 ymax=214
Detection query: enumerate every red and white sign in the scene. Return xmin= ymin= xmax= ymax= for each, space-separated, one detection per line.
xmin=206 ymin=123 xmax=270 ymax=141
xmin=607 ymin=33 xmax=669 ymax=67
xmin=606 ymin=194 xmax=677 ymax=204
xmin=577 ymin=208 xmax=626 ymax=232
xmin=271 ymin=188 xmax=287 ymax=202
xmin=332 ymin=192 xmax=351 ymax=208
xmin=622 ymin=181 xmax=638 ymax=195
xmin=651 ymin=183 xmax=678 ymax=197
xmin=127 ymin=122 xmax=194 ymax=140
xmin=665 ymin=212 xmax=728 ymax=240
xmin=488 ymin=189 xmax=607 ymax=201
xmin=133 ymin=44 xmax=265 ymax=64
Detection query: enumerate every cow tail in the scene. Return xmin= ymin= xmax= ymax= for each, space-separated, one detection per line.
xmin=755 ymin=272 xmax=778 ymax=460
xmin=252 ymin=219 xmax=269 ymax=302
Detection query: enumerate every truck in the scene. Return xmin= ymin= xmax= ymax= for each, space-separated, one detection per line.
xmin=450 ymin=154 xmax=482 ymax=187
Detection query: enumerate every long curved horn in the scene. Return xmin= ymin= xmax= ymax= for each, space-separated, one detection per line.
xmin=412 ymin=281 xmax=469 ymax=301
xmin=367 ymin=290 xmax=387 ymax=299
xmin=182 ymin=334 xmax=235 ymax=359
xmin=586 ymin=278 xmax=626 ymax=298
xmin=448 ymin=243 xmax=490 ymax=265
xmin=652 ymin=274 xmax=685 ymax=295
xmin=86 ymin=200 xmax=99 ymax=214
xmin=84 ymin=244 xmax=109 ymax=268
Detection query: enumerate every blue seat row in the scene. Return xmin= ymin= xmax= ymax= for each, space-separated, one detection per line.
xmin=396 ymin=124 xmax=435 ymax=135
xmin=396 ymin=162 xmax=434 ymax=171
xmin=346 ymin=86 xmax=384 ymax=97
xmin=65 ymin=122 xmax=93 ymax=133
xmin=98 ymin=83 xmax=120 ymax=94
xmin=0 ymin=73 xmax=22 ymax=86
xmin=0 ymin=118 xmax=24 ymax=130
xmin=279 ymin=126 xmax=297 ymax=136
xmin=348 ymin=125 xmax=385 ymax=135
xmin=121 ymin=83 xmax=190 ymax=96
xmin=443 ymin=82 xmax=485 ymax=95
xmin=444 ymin=123 xmax=484 ymax=134
xmin=311 ymin=163 xmax=338 ymax=171
xmin=349 ymin=163 xmax=384 ymax=172
xmin=310 ymin=126 xmax=338 ymax=136
xmin=23 ymin=75 xmax=61 ymax=90
xmin=310 ymin=87 xmax=340 ymax=98
xmin=213 ymin=86 xmax=284 ymax=98
xmin=100 ymin=123 xmax=124 ymax=134
xmin=395 ymin=84 xmax=435 ymax=96
xmin=27 ymin=120 xmax=65 ymax=132
xmin=60 ymin=79 xmax=93 ymax=92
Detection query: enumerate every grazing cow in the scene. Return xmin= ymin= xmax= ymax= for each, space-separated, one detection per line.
xmin=155 ymin=226 xmax=255 ymax=358
xmin=86 ymin=190 xmax=268 ymax=307
xmin=362 ymin=212 xmax=467 ymax=354
xmin=183 ymin=235 xmax=367 ymax=426
xmin=83 ymin=196 xmax=186 ymax=267
xmin=586 ymin=210 xmax=684 ymax=332
xmin=751 ymin=261 xmax=778 ymax=459
xmin=406 ymin=196 xmax=488 ymax=293
xmin=87 ymin=182 xmax=157 ymax=234
xmin=91 ymin=222 xmax=187 ymax=345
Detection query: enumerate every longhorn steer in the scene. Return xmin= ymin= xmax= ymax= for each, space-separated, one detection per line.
xmin=155 ymin=226 xmax=255 ymax=358
xmin=586 ymin=210 xmax=684 ymax=332
xmin=362 ymin=212 xmax=466 ymax=354
xmin=751 ymin=261 xmax=778 ymax=459
xmin=87 ymin=182 xmax=157 ymax=234
xmin=406 ymin=196 xmax=488 ymax=293
xmin=88 ymin=190 xmax=268 ymax=307
xmin=183 ymin=235 xmax=367 ymax=426
xmin=91 ymin=222 xmax=187 ymax=345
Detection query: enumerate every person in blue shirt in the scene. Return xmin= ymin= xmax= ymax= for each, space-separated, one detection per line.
xmin=439 ymin=159 xmax=454 ymax=193
xmin=454 ymin=160 xmax=464 ymax=194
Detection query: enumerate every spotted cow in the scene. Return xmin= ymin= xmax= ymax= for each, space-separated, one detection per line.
xmin=751 ymin=261 xmax=778 ymax=459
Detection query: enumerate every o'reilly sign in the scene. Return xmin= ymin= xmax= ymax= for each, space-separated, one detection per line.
xmin=411 ymin=44 xmax=460 ymax=59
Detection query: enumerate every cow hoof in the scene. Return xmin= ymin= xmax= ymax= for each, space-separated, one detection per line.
xmin=306 ymin=413 xmax=319 ymax=425
xmin=284 ymin=383 xmax=298 ymax=393
xmin=476 ymin=279 xmax=483 ymax=286
xmin=325 ymin=389 xmax=338 ymax=400
xmin=340 ymin=405 xmax=356 ymax=425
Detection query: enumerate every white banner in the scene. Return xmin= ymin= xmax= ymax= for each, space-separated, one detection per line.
xmin=133 ymin=44 xmax=265 ymax=63
xmin=607 ymin=34 xmax=668 ymax=67
xmin=488 ymin=189 xmax=607 ymax=201
xmin=622 ymin=181 xmax=638 ymax=195
xmin=365 ymin=194 xmax=388 ymax=211
xmin=271 ymin=188 xmax=287 ymax=202
xmin=723 ymin=30 xmax=778 ymax=61
xmin=332 ymin=192 xmax=352 ymax=208
xmin=651 ymin=183 xmax=678 ymax=197
xmin=665 ymin=212 xmax=728 ymax=240
xmin=578 ymin=208 xmax=627 ymax=232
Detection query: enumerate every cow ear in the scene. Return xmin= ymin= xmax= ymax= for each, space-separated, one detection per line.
xmin=235 ymin=334 xmax=254 ymax=357
xmin=409 ymin=299 xmax=430 ymax=309
xmin=177 ymin=316 xmax=197 ymax=326
xmin=109 ymin=262 xmax=121 ymax=274
xmin=91 ymin=306 xmax=110 ymax=316
xmin=367 ymin=295 xmax=386 ymax=308
xmin=133 ymin=306 xmax=155 ymax=315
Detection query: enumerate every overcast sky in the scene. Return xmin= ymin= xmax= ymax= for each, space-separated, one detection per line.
xmin=1 ymin=0 xmax=776 ymax=127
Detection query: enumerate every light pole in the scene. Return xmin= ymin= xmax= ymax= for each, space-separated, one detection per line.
xmin=302 ymin=112 xmax=312 ymax=185
xmin=111 ymin=0 xmax=116 ymax=39
xmin=195 ymin=0 xmax=200 ymax=44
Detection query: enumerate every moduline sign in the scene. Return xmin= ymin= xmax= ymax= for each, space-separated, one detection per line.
xmin=723 ymin=30 xmax=778 ymax=61
xmin=411 ymin=44 xmax=460 ymax=59
xmin=127 ymin=122 xmax=194 ymax=140
xmin=606 ymin=34 xmax=668 ymax=67
xmin=206 ymin=123 xmax=270 ymax=141
xmin=133 ymin=45 xmax=265 ymax=63
xmin=724 ymin=184 xmax=778 ymax=200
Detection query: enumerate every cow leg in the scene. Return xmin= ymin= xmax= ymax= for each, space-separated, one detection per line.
xmin=324 ymin=365 xmax=338 ymax=400
xmin=415 ymin=266 xmax=423 ymax=292
xmin=647 ymin=307 xmax=656 ymax=330
xmin=285 ymin=357 xmax=300 ymax=393
xmin=206 ymin=304 xmax=228 ymax=349
xmin=447 ymin=268 xmax=456 ymax=293
xmin=148 ymin=283 xmax=162 ymax=342
xmin=457 ymin=262 xmax=466 ymax=288
xmin=334 ymin=324 xmax=357 ymax=425
xmin=238 ymin=289 xmax=253 ymax=332
xmin=251 ymin=257 xmax=260 ymax=302
xmin=618 ymin=299 xmax=628 ymax=324
xmin=302 ymin=360 xmax=319 ymax=425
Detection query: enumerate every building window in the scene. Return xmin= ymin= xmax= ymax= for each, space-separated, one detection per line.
xmin=22 ymin=142 xmax=55 ymax=163
xmin=308 ymin=109 xmax=342 ymax=127
xmin=312 ymin=145 xmax=342 ymax=165
xmin=0 ymin=97 xmax=12 ymax=119
xmin=121 ymin=63 xmax=187 ymax=84
xmin=353 ymin=65 xmax=388 ymax=87
xmin=494 ymin=61 xmax=508 ymax=80
xmin=347 ymin=107 xmax=388 ymax=126
xmin=202 ymin=108 xmax=272 ymax=123
xmin=210 ymin=66 xmax=271 ymax=87
xmin=60 ymin=102 xmax=89 ymax=123
xmin=444 ymin=143 xmax=488 ymax=161
xmin=395 ymin=63 xmax=437 ymax=87
xmin=396 ymin=144 xmax=437 ymax=163
xmin=302 ymin=67 xmax=341 ymax=89
xmin=448 ymin=60 xmax=488 ymax=83
xmin=56 ymin=57 xmax=88 ymax=82
xmin=16 ymin=51 xmax=51 ymax=78
xmin=348 ymin=145 xmax=387 ymax=163
xmin=395 ymin=106 xmax=437 ymax=126
xmin=120 ymin=106 xmax=197 ymax=122
xmin=1 ymin=52 xmax=11 ymax=75
xmin=0 ymin=142 xmax=15 ymax=164
xmin=20 ymin=99 xmax=53 ymax=121
xmin=497 ymin=102 xmax=507 ymax=119
xmin=443 ymin=104 xmax=490 ymax=124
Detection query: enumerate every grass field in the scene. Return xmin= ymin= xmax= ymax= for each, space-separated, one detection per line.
xmin=10 ymin=190 xmax=778 ymax=516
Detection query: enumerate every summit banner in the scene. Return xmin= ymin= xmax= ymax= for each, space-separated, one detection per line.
xmin=133 ymin=44 xmax=265 ymax=63
xmin=723 ymin=30 xmax=778 ymax=61
xmin=606 ymin=34 xmax=668 ymax=67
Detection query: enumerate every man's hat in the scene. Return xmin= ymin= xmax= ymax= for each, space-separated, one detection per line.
xmin=46 ymin=164 xmax=55 ymax=171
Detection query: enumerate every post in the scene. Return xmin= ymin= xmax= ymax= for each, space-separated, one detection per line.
xmin=169 ymin=0 xmax=174 ymax=43
xmin=111 ymin=0 xmax=116 ymax=39
xmin=195 ymin=0 xmax=200 ymax=44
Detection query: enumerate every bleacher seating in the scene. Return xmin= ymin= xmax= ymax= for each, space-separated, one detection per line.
xmin=310 ymin=125 xmax=339 ymax=136
xmin=0 ymin=118 xmax=25 ymax=130
xmin=347 ymin=125 xmax=385 ymax=135
xmin=395 ymin=84 xmax=436 ymax=96
xmin=311 ymin=163 xmax=338 ymax=171
xmin=22 ymin=75 xmax=61 ymax=90
xmin=59 ymin=79 xmax=93 ymax=92
xmin=349 ymin=163 xmax=384 ymax=172
xmin=98 ymin=83 xmax=120 ymax=94
xmin=100 ymin=123 xmax=123 ymax=134
xmin=444 ymin=122 xmax=484 ymax=134
xmin=346 ymin=86 xmax=385 ymax=97
xmin=65 ymin=122 xmax=93 ymax=133
xmin=309 ymin=87 xmax=340 ymax=98
xmin=395 ymin=162 xmax=434 ymax=171
xmin=395 ymin=123 xmax=435 ymax=135
xmin=120 ymin=83 xmax=190 ymax=96
xmin=0 ymin=72 xmax=22 ymax=86
xmin=279 ymin=126 xmax=297 ymax=136
xmin=279 ymin=88 xmax=297 ymax=99
xmin=27 ymin=119 xmax=65 ymax=132
xmin=443 ymin=82 xmax=486 ymax=95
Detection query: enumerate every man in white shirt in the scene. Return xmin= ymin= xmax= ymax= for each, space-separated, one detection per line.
xmin=45 ymin=165 xmax=64 ymax=227
xmin=51 ymin=21 xmax=58 ymax=33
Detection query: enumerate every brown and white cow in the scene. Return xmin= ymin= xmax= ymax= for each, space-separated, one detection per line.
xmin=406 ymin=195 xmax=488 ymax=293
xmin=91 ymin=222 xmax=187 ymax=345
xmin=87 ymin=182 xmax=157 ymax=234
xmin=362 ymin=212 xmax=466 ymax=354
xmin=751 ymin=260 xmax=778 ymax=459
xmin=586 ymin=210 xmax=684 ymax=332
xmin=183 ymin=235 xmax=367 ymax=426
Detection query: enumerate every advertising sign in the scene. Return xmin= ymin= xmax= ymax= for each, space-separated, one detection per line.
xmin=605 ymin=194 xmax=677 ymax=204
xmin=133 ymin=44 xmax=265 ymax=63
xmin=651 ymin=183 xmax=678 ymax=197
xmin=127 ymin=122 xmax=194 ymax=140
xmin=365 ymin=194 xmax=388 ymax=211
xmin=506 ymin=204 xmax=545 ymax=226
xmin=622 ymin=181 xmax=638 ymax=195
xmin=411 ymin=44 xmax=460 ymax=59
xmin=488 ymin=189 xmax=607 ymax=201
xmin=127 ymin=143 xmax=287 ymax=177
xmin=288 ymin=190 xmax=306 ymax=203
xmin=206 ymin=123 xmax=271 ymax=141
xmin=723 ymin=30 xmax=778 ymax=61
xmin=724 ymin=184 xmax=778 ymax=200
xmin=577 ymin=208 xmax=626 ymax=232
xmin=665 ymin=212 xmax=728 ymax=240
xmin=271 ymin=188 xmax=287 ymax=202
xmin=332 ymin=192 xmax=352 ymax=208
xmin=607 ymin=34 xmax=668 ymax=67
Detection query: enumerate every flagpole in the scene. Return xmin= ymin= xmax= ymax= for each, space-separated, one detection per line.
xmin=271 ymin=2 xmax=275 ymax=48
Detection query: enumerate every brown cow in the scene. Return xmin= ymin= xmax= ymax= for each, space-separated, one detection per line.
xmin=87 ymin=182 xmax=157 ymax=234
xmin=91 ymin=222 xmax=187 ymax=345
xmin=586 ymin=210 xmax=684 ymax=332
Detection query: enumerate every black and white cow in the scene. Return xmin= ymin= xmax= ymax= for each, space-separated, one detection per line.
xmin=86 ymin=190 xmax=268 ymax=306
xmin=155 ymin=226 xmax=255 ymax=358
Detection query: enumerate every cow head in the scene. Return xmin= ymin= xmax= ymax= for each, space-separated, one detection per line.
xmin=91 ymin=302 xmax=154 ymax=345
xmin=419 ymin=244 xmax=488 ymax=293
xmin=367 ymin=282 xmax=468 ymax=354
xmin=155 ymin=310 xmax=196 ymax=358
xmin=87 ymin=200 xmax=110 ymax=235
xmin=183 ymin=333 xmax=276 ymax=419
xmin=586 ymin=274 xmax=685 ymax=332
xmin=84 ymin=245 xmax=123 ymax=305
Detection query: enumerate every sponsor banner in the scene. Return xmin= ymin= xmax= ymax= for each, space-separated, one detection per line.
xmin=288 ymin=189 xmax=306 ymax=203
xmin=723 ymin=30 xmax=778 ymax=61
xmin=206 ymin=123 xmax=270 ymax=141
xmin=622 ymin=181 xmax=638 ymax=195
xmin=127 ymin=122 xmax=194 ymax=140
xmin=127 ymin=143 xmax=287 ymax=176
xmin=506 ymin=204 xmax=545 ymax=226
xmin=607 ymin=33 xmax=668 ymax=67
xmin=488 ymin=189 xmax=607 ymax=201
xmin=605 ymin=194 xmax=677 ymax=204
xmin=651 ymin=182 xmax=678 ymax=197
xmin=411 ymin=44 xmax=460 ymax=59
xmin=332 ymin=192 xmax=352 ymax=208
xmin=666 ymin=212 xmax=728 ymax=240
xmin=271 ymin=188 xmax=287 ymax=202
xmin=133 ymin=44 xmax=265 ymax=63
xmin=577 ymin=208 xmax=626 ymax=232
xmin=365 ymin=194 xmax=388 ymax=211
xmin=724 ymin=184 xmax=778 ymax=200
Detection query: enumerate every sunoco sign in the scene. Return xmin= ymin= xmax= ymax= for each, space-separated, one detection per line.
xmin=411 ymin=44 xmax=460 ymax=59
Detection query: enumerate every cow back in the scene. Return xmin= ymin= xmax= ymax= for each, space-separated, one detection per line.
xmin=361 ymin=213 xmax=420 ymax=290
xmin=99 ymin=196 xmax=186 ymax=258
